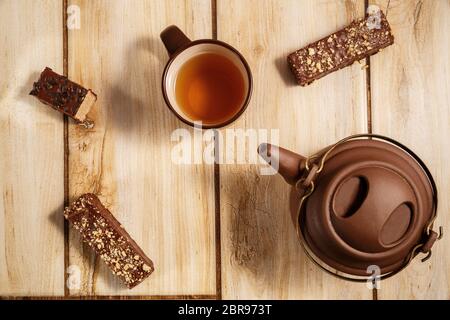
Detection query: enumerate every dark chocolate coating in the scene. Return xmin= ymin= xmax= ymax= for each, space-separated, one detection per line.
xmin=30 ymin=67 xmax=88 ymax=118
xmin=64 ymin=194 xmax=154 ymax=289
xmin=287 ymin=11 xmax=394 ymax=86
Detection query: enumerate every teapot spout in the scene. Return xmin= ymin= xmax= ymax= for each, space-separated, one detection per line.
xmin=258 ymin=143 xmax=306 ymax=185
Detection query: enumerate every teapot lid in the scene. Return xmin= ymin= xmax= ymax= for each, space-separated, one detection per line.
xmin=296 ymin=134 xmax=440 ymax=280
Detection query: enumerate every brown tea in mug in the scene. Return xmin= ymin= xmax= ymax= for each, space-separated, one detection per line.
xmin=175 ymin=53 xmax=245 ymax=125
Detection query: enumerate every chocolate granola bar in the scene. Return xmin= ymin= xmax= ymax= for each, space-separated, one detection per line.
xmin=287 ymin=7 xmax=394 ymax=86
xmin=30 ymin=67 xmax=96 ymax=122
xmin=64 ymin=194 xmax=154 ymax=289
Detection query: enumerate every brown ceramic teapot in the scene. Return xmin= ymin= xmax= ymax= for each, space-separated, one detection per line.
xmin=259 ymin=134 xmax=442 ymax=281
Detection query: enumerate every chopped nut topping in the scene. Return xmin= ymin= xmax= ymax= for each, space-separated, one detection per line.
xmin=142 ymin=264 xmax=152 ymax=272
xmin=64 ymin=194 xmax=154 ymax=289
xmin=287 ymin=10 xmax=394 ymax=86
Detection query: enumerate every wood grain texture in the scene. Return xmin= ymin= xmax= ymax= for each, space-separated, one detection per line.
xmin=0 ymin=0 xmax=64 ymax=295
xmin=1 ymin=294 xmax=216 ymax=300
xmin=67 ymin=0 xmax=215 ymax=295
xmin=370 ymin=0 xmax=450 ymax=299
xmin=2 ymin=0 xmax=448 ymax=299
xmin=217 ymin=0 xmax=371 ymax=299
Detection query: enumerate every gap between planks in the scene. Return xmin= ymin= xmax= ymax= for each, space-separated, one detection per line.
xmin=211 ymin=0 xmax=222 ymax=300
xmin=364 ymin=0 xmax=376 ymax=300
xmin=364 ymin=0 xmax=373 ymax=135
xmin=57 ymin=0 xmax=222 ymax=300
xmin=62 ymin=0 xmax=70 ymax=298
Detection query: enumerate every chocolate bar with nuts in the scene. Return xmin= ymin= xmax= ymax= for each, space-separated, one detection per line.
xmin=64 ymin=194 xmax=154 ymax=289
xmin=30 ymin=67 xmax=96 ymax=122
xmin=287 ymin=8 xmax=394 ymax=86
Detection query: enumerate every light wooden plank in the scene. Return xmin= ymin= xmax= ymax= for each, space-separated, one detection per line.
xmin=217 ymin=0 xmax=371 ymax=299
xmin=370 ymin=0 xmax=450 ymax=299
xmin=67 ymin=0 xmax=215 ymax=295
xmin=0 ymin=0 xmax=64 ymax=295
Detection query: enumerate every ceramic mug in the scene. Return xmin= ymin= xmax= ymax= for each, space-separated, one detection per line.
xmin=160 ymin=25 xmax=252 ymax=129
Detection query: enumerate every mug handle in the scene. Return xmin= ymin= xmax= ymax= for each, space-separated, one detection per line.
xmin=160 ymin=25 xmax=191 ymax=57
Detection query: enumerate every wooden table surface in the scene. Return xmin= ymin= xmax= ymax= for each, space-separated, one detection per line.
xmin=1 ymin=0 xmax=449 ymax=299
